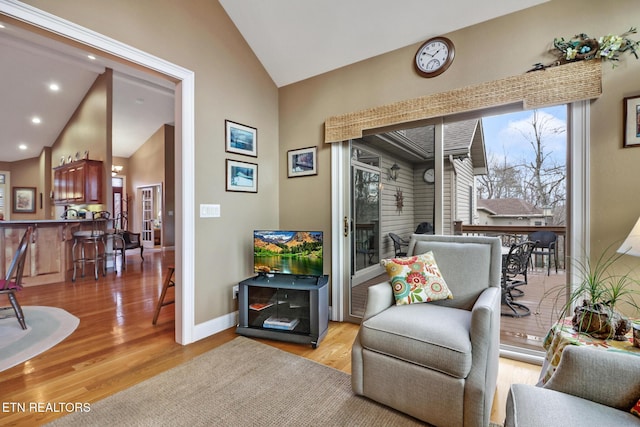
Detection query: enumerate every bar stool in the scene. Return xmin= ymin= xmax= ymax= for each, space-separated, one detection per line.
xmin=152 ymin=265 xmax=175 ymax=325
xmin=95 ymin=211 xmax=126 ymax=273
xmin=71 ymin=225 xmax=106 ymax=281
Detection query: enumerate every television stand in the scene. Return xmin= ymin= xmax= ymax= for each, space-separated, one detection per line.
xmin=236 ymin=274 xmax=329 ymax=348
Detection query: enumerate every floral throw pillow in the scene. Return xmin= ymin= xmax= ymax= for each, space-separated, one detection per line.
xmin=632 ymin=398 xmax=640 ymax=418
xmin=380 ymin=251 xmax=453 ymax=305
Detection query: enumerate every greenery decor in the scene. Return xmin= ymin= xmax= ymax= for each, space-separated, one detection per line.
xmin=528 ymin=27 xmax=640 ymax=72
xmin=554 ymin=27 xmax=640 ymax=66
xmin=545 ymin=244 xmax=640 ymax=341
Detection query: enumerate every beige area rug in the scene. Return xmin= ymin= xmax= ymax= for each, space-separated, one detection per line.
xmin=48 ymin=336 xmax=429 ymax=426
xmin=0 ymin=306 xmax=79 ymax=372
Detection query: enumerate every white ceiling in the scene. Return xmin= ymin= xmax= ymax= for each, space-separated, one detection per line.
xmin=0 ymin=0 xmax=547 ymax=163
xmin=219 ymin=0 xmax=548 ymax=87
xmin=0 ymin=20 xmax=175 ymax=163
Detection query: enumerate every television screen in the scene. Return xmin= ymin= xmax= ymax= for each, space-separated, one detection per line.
xmin=254 ymin=230 xmax=323 ymax=277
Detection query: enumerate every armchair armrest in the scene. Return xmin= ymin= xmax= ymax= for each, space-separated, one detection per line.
xmin=469 ymin=286 xmax=501 ymax=369
xmin=544 ymin=345 xmax=640 ymax=410
xmin=362 ymin=281 xmax=394 ymax=321
xmin=470 ymin=286 xmax=500 ymax=338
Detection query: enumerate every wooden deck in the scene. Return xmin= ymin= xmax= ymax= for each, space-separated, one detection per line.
xmin=351 ymin=267 xmax=566 ymax=352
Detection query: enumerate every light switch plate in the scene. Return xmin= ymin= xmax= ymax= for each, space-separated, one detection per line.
xmin=200 ymin=204 xmax=220 ymax=218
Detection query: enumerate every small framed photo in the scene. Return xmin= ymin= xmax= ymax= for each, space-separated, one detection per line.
xmin=287 ymin=146 xmax=318 ymax=178
xmin=623 ymin=95 xmax=640 ymax=148
xmin=13 ymin=187 xmax=36 ymax=213
xmin=225 ymin=120 xmax=257 ymax=157
xmin=226 ymin=159 xmax=258 ymax=193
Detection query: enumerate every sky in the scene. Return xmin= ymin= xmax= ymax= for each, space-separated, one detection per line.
xmin=481 ymin=105 xmax=568 ymax=166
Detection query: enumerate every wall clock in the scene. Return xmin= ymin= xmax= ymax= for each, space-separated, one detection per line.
xmin=423 ymin=168 xmax=435 ymax=183
xmin=414 ymin=36 xmax=455 ymax=78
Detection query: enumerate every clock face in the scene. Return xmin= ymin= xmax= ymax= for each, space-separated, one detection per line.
xmin=415 ymin=37 xmax=455 ymax=77
xmin=423 ymin=168 xmax=435 ymax=183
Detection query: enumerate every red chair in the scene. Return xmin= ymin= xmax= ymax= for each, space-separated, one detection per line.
xmin=0 ymin=227 xmax=33 ymax=330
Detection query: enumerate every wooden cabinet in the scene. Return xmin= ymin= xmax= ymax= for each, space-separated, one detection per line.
xmin=53 ymin=160 xmax=103 ymax=205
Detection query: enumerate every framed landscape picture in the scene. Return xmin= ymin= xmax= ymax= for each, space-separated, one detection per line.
xmin=287 ymin=146 xmax=317 ymax=178
xmin=226 ymin=159 xmax=258 ymax=193
xmin=225 ymin=120 xmax=257 ymax=157
xmin=623 ymin=95 xmax=640 ymax=148
xmin=13 ymin=187 xmax=36 ymax=213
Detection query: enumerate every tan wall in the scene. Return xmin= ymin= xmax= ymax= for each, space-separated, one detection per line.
xmin=20 ymin=0 xmax=279 ymax=323
xmin=127 ymin=124 xmax=175 ymax=247
xmin=163 ymin=125 xmax=175 ymax=246
xmin=51 ymin=69 xmax=112 ymax=213
xmin=279 ymin=0 xmax=640 ymax=291
xmin=7 ymin=157 xmax=40 ymax=220
xmin=128 ymin=124 xmax=166 ymax=230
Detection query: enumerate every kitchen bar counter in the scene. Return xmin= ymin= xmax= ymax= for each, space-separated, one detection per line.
xmin=1 ymin=219 xmax=108 ymax=286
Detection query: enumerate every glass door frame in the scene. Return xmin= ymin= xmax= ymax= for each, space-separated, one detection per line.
xmin=330 ymin=101 xmax=590 ymax=363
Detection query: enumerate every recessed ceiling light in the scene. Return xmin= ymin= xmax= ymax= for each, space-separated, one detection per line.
xmin=0 ymin=24 xmax=6 ymax=29
xmin=31 ymin=117 xmax=41 ymax=124
xmin=49 ymin=83 xmax=60 ymax=91
xmin=87 ymin=54 xmax=96 ymax=60
xmin=18 ymin=144 xmax=27 ymax=150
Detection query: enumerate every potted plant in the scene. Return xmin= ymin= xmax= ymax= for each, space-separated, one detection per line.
xmin=545 ymin=244 xmax=640 ymax=341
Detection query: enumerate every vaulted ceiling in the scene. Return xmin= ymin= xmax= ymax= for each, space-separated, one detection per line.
xmin=0 ymin=0 xmax=547 ymax=162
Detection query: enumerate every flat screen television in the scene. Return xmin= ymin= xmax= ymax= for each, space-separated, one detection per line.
xmin=253 ymin=230 xmax=323 ymax=277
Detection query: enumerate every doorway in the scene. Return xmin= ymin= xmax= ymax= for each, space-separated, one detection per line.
xmin=1 ymin=4 xmax=196 ymax=344
xmin=349 ymin=146 xmax=383 ymax=317
xmin=139 ymin=185 xmax=162 ymax=248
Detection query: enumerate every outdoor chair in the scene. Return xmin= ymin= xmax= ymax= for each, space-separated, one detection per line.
xmin=414 ymin=221 xmax=434 ymax=234
xmin=528 ymin=230 xmax=558 ymax=275
xmin=388 ymin=233 xmax=408 ymax=257
xmin=352 ymin=234 xmax=502 ymax=426
xmin=501 ymin=240 xmax=537 ymax=318
xmin=0 ymin=227 xmax=33 ymax=329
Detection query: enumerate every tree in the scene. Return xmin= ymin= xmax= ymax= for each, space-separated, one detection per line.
xmin=477 ymin=152 xmax=523 ymax=199
xmin=478 ymin=109 xmax=566 ymax=224
xmin=516 ymin=109 xmax=566 ymax=210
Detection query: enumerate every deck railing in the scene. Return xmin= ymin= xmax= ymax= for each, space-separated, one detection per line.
xmin=453 ymin=221 xmax=567 ymax=269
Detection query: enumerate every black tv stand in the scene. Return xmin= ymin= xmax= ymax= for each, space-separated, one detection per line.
xmin=236 ymin=274 xmax=329 ymax=348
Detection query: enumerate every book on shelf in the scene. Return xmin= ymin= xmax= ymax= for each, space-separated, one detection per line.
xmin=249 ymin=302 xmax=274 ymax=311
xmin=263 ymin=316 xmax=299 ymax=330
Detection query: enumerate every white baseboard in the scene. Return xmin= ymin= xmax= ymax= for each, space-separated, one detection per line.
xmin=192 ymin=311 xmax=238 ymax=342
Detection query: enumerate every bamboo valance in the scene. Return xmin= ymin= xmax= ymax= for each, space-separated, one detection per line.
xmin=324 ymin=60 xmax=602 ymax=143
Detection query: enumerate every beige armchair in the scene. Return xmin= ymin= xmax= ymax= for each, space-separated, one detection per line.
xmin=352 ymin=234 xmax=502 ymax=427
xmin=506 ymin=345 xmax=640 ymax=426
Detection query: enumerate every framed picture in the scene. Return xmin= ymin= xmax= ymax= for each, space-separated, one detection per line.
xmin=13 ymin=187 xmax=36 ymax=213
xmin=225 ymin=120 xmax=257 ymax=157
xmin=287 ymin=146 xmax=318 ymax=178
xmin=623 ymin=95 xmax=640 ymax=148
xmin=226 ymin=159 xmax=258 ymax=193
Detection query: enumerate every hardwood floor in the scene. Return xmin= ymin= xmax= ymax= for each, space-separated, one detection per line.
xmin=1 ymin=249 xmax=539 ymax=426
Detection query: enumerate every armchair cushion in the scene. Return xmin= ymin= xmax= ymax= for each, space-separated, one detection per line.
xmin=380 ymin=252 xmax=453 ymax=305
xmin=360 ymin=302 xmax=472 ymax=378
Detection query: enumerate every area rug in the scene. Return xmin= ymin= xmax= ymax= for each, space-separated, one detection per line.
xmin=0 ymin=306 xmax=79 ymax=372
xmin=48 ymin=336 xmax=429 ymax=426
